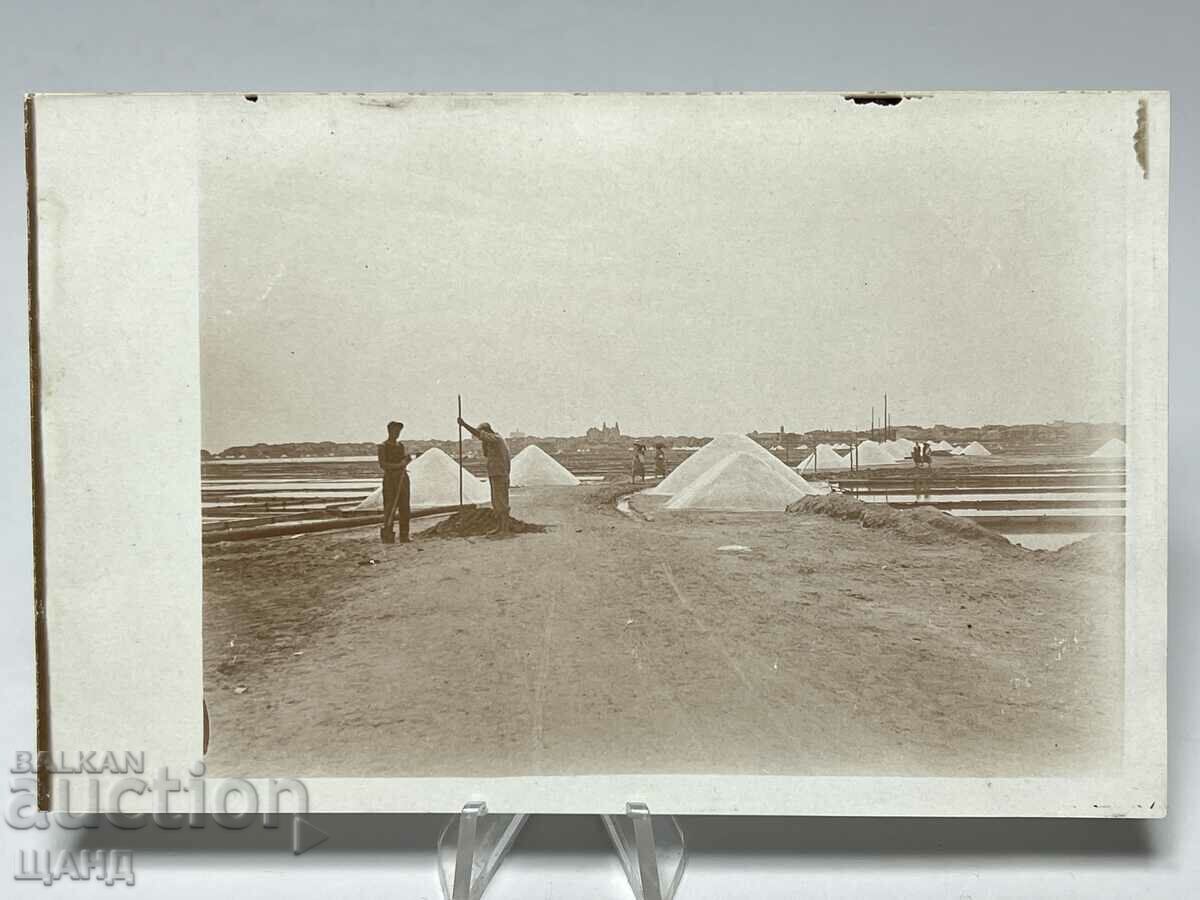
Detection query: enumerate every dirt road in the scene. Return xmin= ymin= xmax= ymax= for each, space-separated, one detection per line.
xmin=203 ymin=484 xmax=1122 ymax=778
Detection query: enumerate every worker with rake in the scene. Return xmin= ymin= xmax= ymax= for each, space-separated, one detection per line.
xmin=458 ymin=417 xmax=512 ymax=536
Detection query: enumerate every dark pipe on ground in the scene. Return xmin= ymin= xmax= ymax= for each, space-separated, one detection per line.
xmin=203 ymin=503 xmax=477 ymax=543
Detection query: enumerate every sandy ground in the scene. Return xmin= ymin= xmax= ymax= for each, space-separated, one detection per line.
xmin=203 ymin=483 xmax=1123 ymax=778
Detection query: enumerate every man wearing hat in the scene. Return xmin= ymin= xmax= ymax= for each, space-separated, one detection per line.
xmin=377 ymin=420 xmax=411 ymax=543
xmin=457 ymin=416 xmax=512 ymax=535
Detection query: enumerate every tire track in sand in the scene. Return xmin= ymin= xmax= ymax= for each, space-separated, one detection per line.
xmin=658 ymin=559 xmax=819 ymax=758
xmin=528 ymin=586 xmax=556 ymax=770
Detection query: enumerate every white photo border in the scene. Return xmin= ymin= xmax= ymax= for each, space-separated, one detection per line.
xmin=31 ymin=91 xmax=1168 ymax=816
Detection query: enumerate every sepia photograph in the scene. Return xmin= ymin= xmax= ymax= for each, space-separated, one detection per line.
xmin=11 ymin=1 xmax=1193 ymax=894
xmin=194 ymin=92 xmax=1145 ymax=782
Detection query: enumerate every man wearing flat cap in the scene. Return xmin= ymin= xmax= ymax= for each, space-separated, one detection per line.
xmin=457 ymin=416 xmax=511 ymax=536
xmin=377 ymin=420 xmax=411 ymax=543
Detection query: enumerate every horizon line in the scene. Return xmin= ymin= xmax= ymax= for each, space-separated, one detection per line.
xmin=203 ymin=419 xmax=1126 ymax=455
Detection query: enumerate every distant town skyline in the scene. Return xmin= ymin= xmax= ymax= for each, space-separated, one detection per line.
xmin=201 ymin=95 xmax=1128 ymax=451
xmin=204 ymin=416 xmax=1124 ymax=455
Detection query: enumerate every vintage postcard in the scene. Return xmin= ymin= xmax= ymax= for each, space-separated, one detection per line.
xmin=29 ymin=92 xmax=1167 ymax=815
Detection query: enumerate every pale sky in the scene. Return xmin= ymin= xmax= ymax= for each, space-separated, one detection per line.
xmin=200 ymin=93 xmax=1132 ymax=450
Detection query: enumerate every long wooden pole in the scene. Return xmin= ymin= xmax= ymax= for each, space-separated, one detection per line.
xmin=457 ymin=395 xmax=463 ymax=509
xmin=204 ymin=504 xmax=477 ymax=544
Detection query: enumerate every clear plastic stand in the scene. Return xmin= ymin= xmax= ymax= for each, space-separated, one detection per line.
xmin=437 ymin=802 xmax=529 ymax=900
xmin=436 ymin=801 xmax=686 ymax=900
xmin=601 ymin=802 xmax=688 ymax=900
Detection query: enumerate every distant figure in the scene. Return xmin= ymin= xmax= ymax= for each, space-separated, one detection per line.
xmin=631 ymin=444 xmax=646 ymax=483
xmin=911 ymin=443 xmax=922 ymax=468
xmin=458 ymin=417 xmax=512 ymax=535
xmin=377 ymin=420 xmax=411 ymax=543
xmin=922 ymin=442 xmax=934 ymax=467
xmin=654 ymin=443 xmax=667 ymax=479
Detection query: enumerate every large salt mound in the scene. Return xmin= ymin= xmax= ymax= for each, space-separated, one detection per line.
xmin=960 ymin=441 xmax=991 ymax=457
xmin=881 ymin=438 xmax=917 ymax=460
xmin=1090 ymin=438 xmax=1126 ymax=459
xmin=666 ymin=451 xmax=811 ymax=512
xmin=879 ymin=441 xmax=902 ymax=459
xmin=853 ymin=440 xmax=903 ymax=467
xmin=644 ymin=432 xmax=818 ymax=497
xmin=355 ymin=447 xmax=490 ymax=511
xmin=797 ymin=443 xmax=851 ymax=474
xmin=510 ymin=444 xmax=581 ymax=486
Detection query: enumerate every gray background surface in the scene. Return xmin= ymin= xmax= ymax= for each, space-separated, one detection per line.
xmin=1 ymin=1 xmax=1194 ymax=896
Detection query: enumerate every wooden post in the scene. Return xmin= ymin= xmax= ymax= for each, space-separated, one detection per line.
xmin=457 ymin=394 xmax=463 ymax=509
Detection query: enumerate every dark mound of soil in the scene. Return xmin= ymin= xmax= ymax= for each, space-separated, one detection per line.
xmin=788 ymin=493 xmax=871 ymax=521
xmin=591 ymin=480 xmax=651 ymax=510
xmin=787 ymin=493 xmax=1015 ymax=549
xmin=1045 ymin=533 xmax=1125 ymax=577
xmin=417 ymin=508 xmax=548 ymax=539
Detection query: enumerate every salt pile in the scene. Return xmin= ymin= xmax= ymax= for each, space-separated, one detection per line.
xmin=354 ymin=447 xmax=490 ymax=511
xmin=853 ymin=440 xmax=903 ymax=467
xmin=1090 ymin=438 xmax=1126 ymax=459
xmin=666 ymin=451 xmax=812 ymax=512
xmin=797 ymin=443 xmax=851 ymax=473
xmin=959 ymin=441 xmax=992 ymax=457
xmin=510 ymin=444 xmax=581 ymax=486
xmin=644 ymin=433 xmax=817 ymax=497
xmin=879 ymin=440 xmax=901 ymax=459
xmin=881 ymin=438 xmax=916 ymax=460
xmin=931 ymin=440 xmax=956 ymax=453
